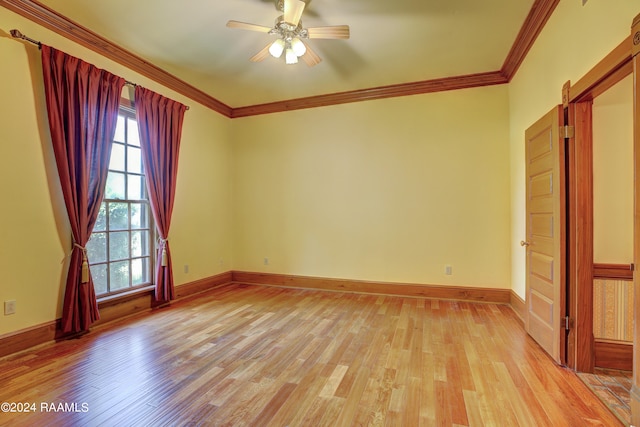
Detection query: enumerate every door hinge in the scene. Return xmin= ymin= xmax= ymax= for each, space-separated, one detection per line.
xmin=565 ymin=316 xmax=571 ymax=331
xmin=562 ymin=125 xmax=575 ymax=139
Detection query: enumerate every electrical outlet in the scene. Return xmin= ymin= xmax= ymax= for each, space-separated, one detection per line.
xmin=184 ymin=264 xmax=189 ymax=274
xmin=445 ymin=265 xmax=453 ymax=275
xmin=264 ymin=257 xmax=269 ymax=266
xmin=4 ymin=300 xmax=16 ymax=315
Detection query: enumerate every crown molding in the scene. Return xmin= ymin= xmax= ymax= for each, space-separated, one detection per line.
xmin=1 ymin=0 xmax=557 ymax=118
xmin=501 ymin=0 xmax=560 ymax=79
xmin=231 ymin=71 xmax=508 ymax=117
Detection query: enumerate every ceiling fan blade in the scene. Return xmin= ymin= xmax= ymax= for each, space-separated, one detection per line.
xmin=226 ymin=20 xmax=272 ymax=33
xmin=307 ymin=25 xmax=350 ymax=39
xmin=284 ymin=0 xmax=305 ymax=26
xmin=250 ymin=43 xmax=273 ymax=62
xmin=300 ymin=42 xmax=322 ymax=67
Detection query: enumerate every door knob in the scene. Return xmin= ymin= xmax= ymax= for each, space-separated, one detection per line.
xmin=520 ymin=240 xmax=530 ymax=247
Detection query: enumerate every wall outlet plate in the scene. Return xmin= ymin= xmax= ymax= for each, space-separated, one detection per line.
xmin=4 ymin=300 xmax=16 ymax=315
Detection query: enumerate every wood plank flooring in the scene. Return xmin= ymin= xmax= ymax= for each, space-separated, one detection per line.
xmin=0 ymin=283 xmax=623 ymax=426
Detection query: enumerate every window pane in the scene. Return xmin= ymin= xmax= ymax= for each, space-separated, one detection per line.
xmin=114 ymin=115 xmax=125 ymax=143
xmin=128 ymin=146 xmax=142 ymax=174
xmin=94 ymin=203 xmax=106 ymax=232
xmin=110 ymin=261 xmax=130 ymax=291
xmin=128 ymin=175 xmax=144 ymax=200
xmin=86 ymin=232 xmax=107 ymax=263
xmin=105 ymin=172 xmax=125 ymax=199
xmin=109 ymin=203 xmax=129 ymax=230
xmin=131 ymin=230 xmax=150 ymax=257
xmin=109 ymin=143 xmax=125 ymax=171
xmin=109 ymin=231 xmax=130 ymax=261
xmin=91 ymin=264 xmax=108 ymax=294
xmin=92 ymin=110 xmax=151 ymax=297
xmin=131 ymin=203 xmax=149 ymax=229
xmin=127 ymin=117 xmax=140 ymax=146
xmin=132 ymin=258 xmax=149 ymax=285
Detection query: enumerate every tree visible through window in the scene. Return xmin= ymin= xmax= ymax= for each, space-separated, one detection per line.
xmin=87 ymin=107 xmax=153 ymax=296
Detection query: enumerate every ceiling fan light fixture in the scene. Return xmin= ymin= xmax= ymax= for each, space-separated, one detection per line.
xmin=290 ymin=37 xmax=306 ymax=57
xmin=285 ymin=48 xmax=298 ymax=64
xmin=269 ymin=38 xmax=285 ymax=58
xmin=227 ymin=0 xmax=349 ymax=67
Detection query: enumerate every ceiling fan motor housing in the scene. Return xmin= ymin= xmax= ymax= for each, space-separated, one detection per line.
xmin=272 ymin=15 xmax=308 ymax=41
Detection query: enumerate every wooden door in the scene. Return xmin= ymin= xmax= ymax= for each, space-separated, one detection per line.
xmin=524 ymin=106 xmax=565 ymax=364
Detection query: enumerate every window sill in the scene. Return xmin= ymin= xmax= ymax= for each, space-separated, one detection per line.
xmin=97 ymin=285 xmax=155 ymax=308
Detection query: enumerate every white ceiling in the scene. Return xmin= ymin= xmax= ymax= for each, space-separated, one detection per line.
xmin=37 ymin=0 xmax=535 ymax=107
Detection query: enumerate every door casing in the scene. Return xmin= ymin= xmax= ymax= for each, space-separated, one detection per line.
xmin=561 ymin=35 xmax=633 ymax=373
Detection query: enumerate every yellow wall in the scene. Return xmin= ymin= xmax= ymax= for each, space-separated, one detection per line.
xmin=508 ymin=0 xmax=639 ymax=298
xmin=0 ymin=8 xmax=234 ymax=336
xmin=592 ymin=75 xmax=633 ymax=264
xmin=232 ymin=86 xmax=512 ymax=288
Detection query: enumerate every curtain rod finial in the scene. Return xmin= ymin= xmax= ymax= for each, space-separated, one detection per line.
xmin=9 ymin=29 xmax=42 ymax=48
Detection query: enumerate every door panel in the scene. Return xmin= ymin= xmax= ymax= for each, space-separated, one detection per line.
xmin=525 ymin=105 xmax=565 ymax=364
xmin=530 ymin=252 xmax=553 ymax=281
xmin=531 ymin=213 xmax=554 ymax=238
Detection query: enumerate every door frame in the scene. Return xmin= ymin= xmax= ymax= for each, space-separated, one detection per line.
xmin=562 ymin=93 xmax=595 ymax=372
xmin=631 ymin=13 xmax=640 ymax=426
xmin=560 ymin=16 xmax=635 ymax=374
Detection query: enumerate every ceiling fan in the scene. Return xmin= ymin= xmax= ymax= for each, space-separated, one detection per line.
xmin=226 ymin=0 xmax=350 ymax=66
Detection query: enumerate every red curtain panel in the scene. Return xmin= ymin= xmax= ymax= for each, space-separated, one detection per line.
xmin=41 ymin=45 xmax=125 ymax=333
xmin=134 ymin=86 xmax=187 ymax=302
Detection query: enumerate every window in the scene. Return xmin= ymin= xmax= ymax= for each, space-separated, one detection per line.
xmin=87 ymin=107 xmax=153 ymax=296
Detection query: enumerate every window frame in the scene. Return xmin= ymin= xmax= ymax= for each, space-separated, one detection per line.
xmin=89 ymin=102 xmax=155 ymax=299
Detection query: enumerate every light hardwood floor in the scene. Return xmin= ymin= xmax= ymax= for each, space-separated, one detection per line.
xmin=0 ymin=283 xmax=623 ymax=426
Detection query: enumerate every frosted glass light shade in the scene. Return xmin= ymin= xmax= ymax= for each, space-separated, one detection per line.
xmin=290 ymin=38 xmax=307 ymax=57
xmin=285 ymin=48 xmax=298 ymax=64
xmin=269 ymin=39 xmax=285 ymax=58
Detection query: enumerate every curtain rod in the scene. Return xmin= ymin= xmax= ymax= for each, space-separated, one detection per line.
xmin=9 ymin=29 xmax=190 ymax=109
